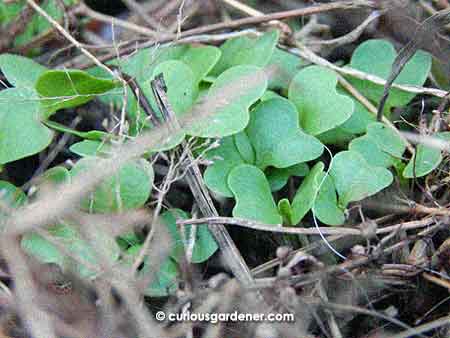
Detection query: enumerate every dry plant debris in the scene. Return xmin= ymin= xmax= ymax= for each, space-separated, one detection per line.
xmin=1 ymin=0 xmax=450 ymax=337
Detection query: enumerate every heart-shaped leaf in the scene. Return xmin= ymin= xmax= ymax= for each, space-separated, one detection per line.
xmin=246 ymin=97 xmax=324 ymax=169
xmin=403 ymin=144 xmax=442 ymax=178
xmin=117 ymin=44 xmax=220 ymax=84
xmin=144 ymin=60 xmax=199 ymax=150
xmin=365 ymin=122 xmax=406 ymax=158
xmin=204 ymin=134 xmax=249 ymax=197
xmin=0 ymin=88 xmax=53 ymax=165
xmin=187 ymin=65 xmax=268 ymax=138
xmin=349 ymin=122 xmax=405 ymax=168
xmin=0 ymin=54 xmax=47 ymax=89
xmin=290 ymin=162 xmax=325 ymax=225
xmin=312 ymin=175 xmax=345 ymax=226
xmin=210 ymin=30 xmax=279 ymax=76
xmin=349 ymin=135 xmax=396 ymax=168
xmin=177 ymin=45 xmax=222 ymax=84
xmin=36 ymin=69 xmax=119 ymax=114
xmin=289 ymin=65 xmax=354 ymax=135
xmin=149 ymin=60 xmax=198 ymax=116
xmin=161 ymin=209 xmax=218 ymax=263
xmin=228 ymin=164 xmax=282 ymax=224
xmin=349 ymin=39 xmax=431 ymax=109
xmin=330 ymin=150 xmax=393 ymax=207
xmin=71 ymin=158 xmax=154 ymax=213
xmin=319 ymin=97 xmax=375 ymax=145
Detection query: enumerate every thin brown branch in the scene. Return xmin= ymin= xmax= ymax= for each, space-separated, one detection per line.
xmin=181 ymin=1 xmax=375 ymax=37
xmin=178 ymin=216 xmax=435 ymax=237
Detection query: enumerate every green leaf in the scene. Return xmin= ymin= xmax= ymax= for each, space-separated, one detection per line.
xmin=267 ymin=47 xmax=304 ymax=92
xmin=21 ymin=232 xmax=64 ymax=267
xmin=177 ymin=45 xmax=221 ymax=84
xmin=144 ymin=60 xmax=198 ymax=150
xmin=149 ymin=60 xmax=198 ymax=115
xmin=118 ymin=44 xmax=220 ymax=84
xmin=261 ymin=90 xmax=283 ymax=101
xmin=330 ymin=151 xmax=393 ymax=207
xmin=44 ymin=120 xmax=110 ymax=140
xmin=71 ymin=158 xmax=154 ymax=213
xmin=36 ymin=70 xmax=119 ymax=114
xmin=0 ymin=88 xmax=53 ymax=165
xmin=33 ymin=1 xmax=78 ymax=35
xmin=204 ymin=134 xmax=249 ymax=197
xmin=319 ymin=97 xmax=376 ymax=145
xmin=40 ymin=166 xmax=71 ymax=186
xmin=91 ymin=44 xmax=220 ymax=138
xmin=31 ymin=167 xmax=72 ymax=203
xmin=142 ymin=256 xmax=179 ymax=297
xmin=403 ymin=144 xmax=442 ymax=178
xmin=349 ymin=122 xmax=405 ymax=168
xmin=233 ymin=131 xmax=255 ymax=164
xmin=161 ymin=209 xmax=218 ymax=263
xmin=1 ymin=1 xmax=78 ymax=48
xmin=122 ymin=244 xmax=179 ymax=297
xmin=365 ymin=122 xmax=406 ymax=158
xmin=289 ymin=65 xmax=354 ymax=135
xmin=312 ymin=175 xmax=345 ymax=226
xmin=266 ymin=163 xmax=309 ymax=192
xmin=246 ymin=98 xmax=323 ymax=169
xmin=290 ymin=162 xmax=325 ymax=225
xmin=338 ymin=98 xmax=376 ymax=135
xmin=187 ymin=65 xmax=268 ymax=138
xmin=21 ymin=221 xmax=120 ymax=278
xmin=0 ymin=1 xmax=23 ymax=23
xmin=228 ymin=164 xmax=282 ymax=224
xmin=210 ymin=30 xmax=279 ymax=76
xmin=349 ymin=135 xmax=396 ymax=168
xmin=0 ymin=54 xmax=47 ymax=88
xmin=0 ymin=181 xmax=26 ymax=221
xmin=349 ymin=39 xmax=432 ymax=109
xmin=69 ymin=140 xmax=111 ymax=157
xmin=277 ymin=198 xmax=294 ymax=225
